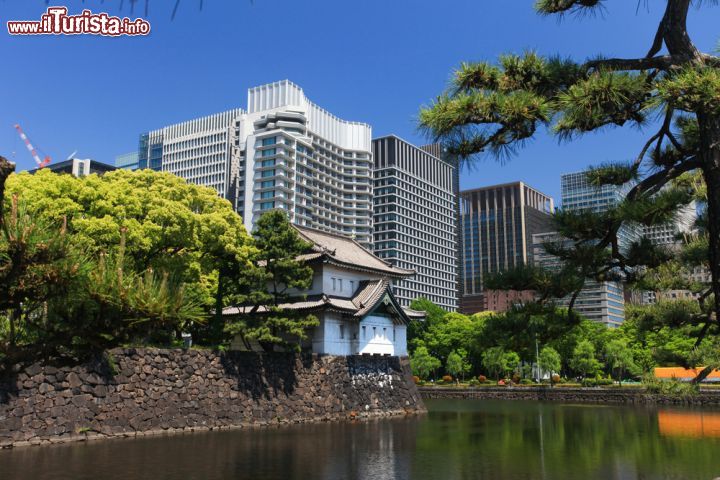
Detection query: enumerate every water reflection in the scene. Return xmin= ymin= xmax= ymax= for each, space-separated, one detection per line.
xmin=1 ymin=400 xmax=720 ymax=480
xmin=658 ymin=410 xmax=720 ymax=438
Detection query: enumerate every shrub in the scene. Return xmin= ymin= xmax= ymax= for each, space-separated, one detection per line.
xmin=643 ymin=374 xmax=698 ymax=397
xmin=551 ymin=374 xmax=561 ymax=384
xmin=581 ymin=378 xmax=597 ymax=387
xmin=442 ymin=375 xmax=453 ymax=383
xmin=511 ymin=374 xmax=521 ymax=384
xmin=412 ymin=376 xmax=420 ymax=384
xmin=478 ymin=375 xmax=487 ymax=384
xmin=520 ymin=378 xmax=534 ymax=385
xmin=468 ymin=378 xmax=479 ymax=386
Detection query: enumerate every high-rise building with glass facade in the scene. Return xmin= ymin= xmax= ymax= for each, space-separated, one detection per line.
xmin=372 ymin=135 xmax=457 ymax=310
xmin=534 ymin=170 xmax=637 ymax=327
xmin=532 ymin=231 xmax=626 ymax=327
xmin=561 ymin=170 xmax=641 ymax=251
xmin=137 ymin=81 xmax=373 ymax=244
xmin=114 ymin=152 xmax=139 ymax=171
xmin=459 ymin=182 xmax=554 ymax=314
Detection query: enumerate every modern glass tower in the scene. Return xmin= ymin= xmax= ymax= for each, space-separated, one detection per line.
xmin=532 ymin=231 xmax=626 ymax=327
xmin=137 ymin=80 xmax=373 ymax=244
xmin=372 ymin=135 xmax=458 ymax=311
xmin=459 ymin=182 xmax=554 ymax=314
xmin=114 ymin=152 xmax=139 ymax=171
xmin=533 ymin=170 xmax=637 ymax=327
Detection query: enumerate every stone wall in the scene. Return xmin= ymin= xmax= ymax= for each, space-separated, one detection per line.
xmin=0 ymin=349 xmax=425 ymax=447
xmin=419 ymin=386 xmax=720 ymax=405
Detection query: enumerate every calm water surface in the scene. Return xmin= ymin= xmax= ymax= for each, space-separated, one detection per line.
xmin=2 ymin=399 xmax=720 ymax=480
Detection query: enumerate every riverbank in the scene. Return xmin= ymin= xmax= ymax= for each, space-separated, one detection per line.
xmin=418 ymin=385 xmax=720 ymax=405
xmin=0 ymin=349 xmax=425 ymax=448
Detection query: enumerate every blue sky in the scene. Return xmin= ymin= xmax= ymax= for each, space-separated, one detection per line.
xmin=1 ymin=0 xmax=718 ymax=201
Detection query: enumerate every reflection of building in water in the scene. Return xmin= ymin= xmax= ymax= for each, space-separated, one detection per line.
xmin=658 ymin=410 xmax=720 ymax=438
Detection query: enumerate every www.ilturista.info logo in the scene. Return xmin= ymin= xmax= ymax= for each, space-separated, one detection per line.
xmin=7 ymin=6 xmax=151 ymax=36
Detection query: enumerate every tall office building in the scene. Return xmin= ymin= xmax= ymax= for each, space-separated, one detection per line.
xmin=643 ymin=200 xmax=697 ymax=246
xmin=420 ymin=143 xmax=463 ymax=310
xmin=561 ymin=170 xmax=641 ymax=250
xmin=459 ymin=182 xmax=554 ymax=314
xmin=114 ymin=152 xmax=139 ymax=171
xmin=532 ymin=231 xmax=626 ymax=327
xmin=542 ymin=170 xmax=637 ymax=326
xmin=138 ymin=109 xmax=245 ymax=208
xmin=137 ymin=80 xmax=373 ymax=244
xmin=372 ymin=135 xmax=457 ymax=311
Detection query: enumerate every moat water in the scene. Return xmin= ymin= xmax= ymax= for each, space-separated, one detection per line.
xmin=2 ymin=399 xmax=720 ymax=480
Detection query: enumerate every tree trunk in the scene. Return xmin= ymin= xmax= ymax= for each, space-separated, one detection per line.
xmin=0 ymin=156 xmax=15 ymax=230
xmin=212 ymin=266 xmax=225 ymax=343
xmin=698 ymin=113 xmax=720 ymax=336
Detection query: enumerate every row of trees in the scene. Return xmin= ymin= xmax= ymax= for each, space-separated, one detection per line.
xmin=408 ymin=297 xmax=712 ymax=383
xmin=0 ymin=157 xmax=317 ymax=366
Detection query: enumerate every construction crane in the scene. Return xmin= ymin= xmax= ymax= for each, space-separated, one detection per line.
xmin=14 ymin=124 xmax=51 ymax=169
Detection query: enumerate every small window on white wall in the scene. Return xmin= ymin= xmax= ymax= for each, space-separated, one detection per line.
xmin=338 ymin=279 xmax=343 ymax=291
xmin=332 ymin=278 xmax=337 ymax=291
xmin=339 ymin=324 xmax=345 ymax=340
xmin=383 ymin=327 xmax=387 ymax=339
xmin=372 ymin=326 xmax=377 ymax=338
xmin=393 ymin=328 xmax=396 ymax=342
xmin=362 ymin=326 xmax=366 ymax=339
xmin=350 ymin=280 xmax=355 ymax=293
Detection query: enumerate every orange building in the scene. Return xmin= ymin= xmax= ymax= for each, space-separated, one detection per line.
xmin=654 ymin=367 xmax=720 ymax=382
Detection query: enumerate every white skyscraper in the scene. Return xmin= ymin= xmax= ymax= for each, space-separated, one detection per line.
xmin=138 ymin=81 xmax=373 ymax=244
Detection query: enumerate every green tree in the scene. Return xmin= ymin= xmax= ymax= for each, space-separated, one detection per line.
xmin=420 ymin=1 xmax=720 ymax=379
xmin=605 ymin=339 xmax=638 ymax=385
xmin=227 ymin=210 xmax=319 ymax=352
xmin=570 ymin=340 xmax=601 ymax=379
xmin=539 ymin=346 xmax=562 ymax=385
xmin=0 ymin=157 xmax=205 ymax=363
xmin=408 ymin=297 xmax=448 ymax=351
xmin=411 ymin=345 xmax=441 ymax=380
xmin=6 ymin=168 xmax=255 ymax=322
xmin=423 ymin=312 xmax=483 ymax=367
xmin=446 ymin=348 xmax=472 ymax=383
xmin=482 ymin=347 xmax=508 ymax=380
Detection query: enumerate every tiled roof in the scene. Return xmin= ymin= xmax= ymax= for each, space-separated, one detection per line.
xmin=293 ymin=225 xmax=415 ymax=278
xmin=222 ymin=278 xmax=424 ymax=323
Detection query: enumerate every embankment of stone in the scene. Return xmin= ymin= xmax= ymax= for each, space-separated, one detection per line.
xmin=418 ymin=386 xmax=720 ymax=405
xmin=0 ymin=349 xmax=424 ymax=448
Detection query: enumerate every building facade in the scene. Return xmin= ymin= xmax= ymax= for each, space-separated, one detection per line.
xmin=371 ymin=135 xmax=458 ymax=311
xmin=555 ymin=170 xmax=635 ymax=326
xmin=137 ymin=81 xmax=373 ymax=244
xmin=532 ymin=231 xmax=626 ymax=327
xmin=138 ymin=109 xmax=245 ymax=209
xmin=114 ymin=152 xmax=139 ymax=171
xmin=459 ymin=182 xmax=554 ymax=314
xmin=31 ymin=158 xmax=116 ymax=177
xmin=561 ymin=170 xmax=641 ymax=251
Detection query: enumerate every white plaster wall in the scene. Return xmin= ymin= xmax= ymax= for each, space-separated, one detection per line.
xmin=358 ymin=315 xmax=401 ymax=355
xmin=312 ymin=312 xmax=358 ymax=355
xmin=322 ymin=265 xmax=373 ymax=298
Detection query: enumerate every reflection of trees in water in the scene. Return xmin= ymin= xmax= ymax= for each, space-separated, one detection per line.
xmin=414 ymin=401 xmax=720 ymax=480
